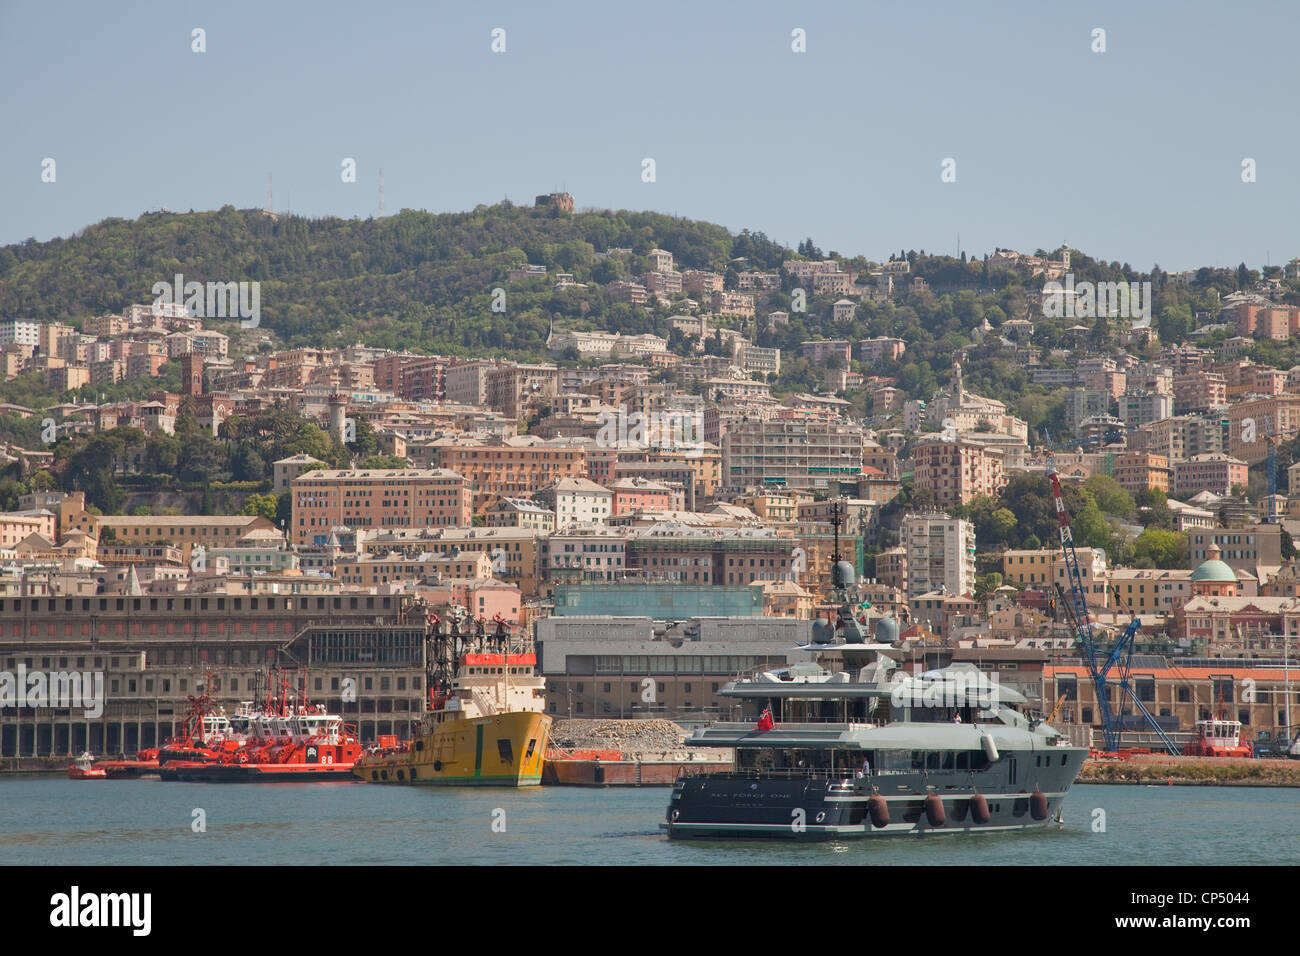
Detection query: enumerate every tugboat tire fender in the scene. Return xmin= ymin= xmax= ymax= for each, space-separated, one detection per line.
xmin=1030 ymin=790 xmax=1048 ymax=821
xmin=867 ymin=794 xmax=890 ymax=829
xmin=924 ymin=792 xmax=946 ymax=827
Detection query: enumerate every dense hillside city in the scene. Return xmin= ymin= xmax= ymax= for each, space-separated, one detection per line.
xmin=2 ymin=193 xmax=1299 ymax=757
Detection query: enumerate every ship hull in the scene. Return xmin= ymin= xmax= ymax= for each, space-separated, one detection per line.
xmin=544 ymin=759 xmax=731 ymax=786
xmin=96 ymin=759 xmax=161 ymax=779
xmin=159 ymin=762 xmax=358 ymax=782
xmin=664 ymin=748 xmax=1088 ymax=841
xmin=355 ymin=711 xmax=550 ymax=787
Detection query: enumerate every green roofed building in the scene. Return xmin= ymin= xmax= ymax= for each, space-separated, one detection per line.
xmin=552 ymin=582 xmax=764 ymax=618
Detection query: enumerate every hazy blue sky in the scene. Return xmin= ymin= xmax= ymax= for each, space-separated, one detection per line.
xmin=2 ymin=0 xmax=1296 ymax=271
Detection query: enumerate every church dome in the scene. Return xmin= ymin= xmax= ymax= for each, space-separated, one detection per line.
xmin=1191 ymin=541 xmax=1235 ymax=583
xmin=1191 ymin=559 xmax=1236 ymax=583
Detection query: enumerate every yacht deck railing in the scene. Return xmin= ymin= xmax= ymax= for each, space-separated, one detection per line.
xmin=711 ymin=768 xmax=865 ymax=782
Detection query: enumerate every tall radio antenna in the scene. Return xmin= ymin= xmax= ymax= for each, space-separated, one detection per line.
xmin=378 ymin=167 xmax=385 ymax=217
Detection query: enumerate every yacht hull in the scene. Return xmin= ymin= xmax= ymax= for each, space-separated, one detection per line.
xmin=664 ymin=749 xmax=1087 ymax=840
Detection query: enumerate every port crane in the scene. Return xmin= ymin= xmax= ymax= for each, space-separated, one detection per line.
xmin=1047 ymin=469 xmax=1181 ymax=754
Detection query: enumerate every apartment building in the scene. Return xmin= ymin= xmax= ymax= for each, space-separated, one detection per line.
xmin=483 ymin=497 xmax=555 ymax=532
xmin=1130 ymin=414 xmax=1227 ymax=461
xmin=799 ymin=340 xmax=853 ymax=365
xmin=736 ymin=272 xmax=780 ymax=292
xmin=1001 ymin=547 xmax=1108 ymax=606
xmin=66 ymin=507 xmax=277 ymax=563
xmin=617 ymin=445 xmax=721 ymax=503
xmin=429 ymin=437 xmax=588 ymax=512
xmin=1187 ymin=525 xmax=1282 ymax=572
xmin=1228 ymin=395 xmax=1300 ymax=464
xmin=739 ymin=344 xmax=781 ymax=376
xmin=543 ymin=526 xmax=629 ymax=585
xmin=899 ymin=513 xmax=976 ymax=599
xmin=1112 ymin=451 xmax=1171 ymax=494
xmin=609 ymin=281 xmax=649 ymax=305
xmin=681 ymin=270 xmax=724 ymax=295
xmin=813 ymin=272 xmax=855 ymax=296
xmin=1172 ymin=454 xmax=1248 ymax=498
xmin=609 ymin=477 xmax=672 ymax=516
xmin=1109 ymin=568 xmax=1194 ymax=615
xmin=534 ymin=477 xmax=613 ymax=528
xmin=0 ymin=319 xmax=41 ymax=347
xmin=486 ymin=363 xmax=560 ymax=419
xmin=334 ymin=551 xmax=492 ymax=588
xmin=1172 ymin=370 xmax=1227 ymax=414
xmin=443 ymin=359 xmax=502 ymax=406
xmin=721 ymin=420 xmax=863 ymax=493
xmin=1063 ymin=388 xmax=1113 ymax=435
xmin=1119 ymin=388 xmax=1174 ymax=427
xmin=858 ymin=337 xmax=906 ymax=364
xmin=625 ymin=529 xmax=794 ymax=587
xmin=361 ymin=527 xmax=543 ymax=598
xmin=911 ymin=437 xmax=1006 ymax=509
xmin=710 ymin=291 xmax=755 ymax=317
xmin=643 ymin=270 xmax=683 ymax=295
xmin=290 ymin=468 xmax=474 ymax=549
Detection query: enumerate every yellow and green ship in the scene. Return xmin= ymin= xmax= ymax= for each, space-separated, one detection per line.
xmin=354 ymin=649 xmax=550 ymax=787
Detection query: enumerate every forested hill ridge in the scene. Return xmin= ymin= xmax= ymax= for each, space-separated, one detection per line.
xmin=0 ymin=201 xmax=1291 ymax=407
xmin=0 ymin=203 xmax=778 ymax=357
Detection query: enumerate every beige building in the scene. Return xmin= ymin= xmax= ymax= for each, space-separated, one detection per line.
xmin=428 ymin=437 xmax=588 ymax=513
xmin=66 ymin=510 xmax=276 ymax=562
xmin=912 ymin=437 xmax=1006 ymax=509
xmin=291 ymin=468 xmax=474 ymax=549
xmin=273 ymin=454 xmax=326 ymax=494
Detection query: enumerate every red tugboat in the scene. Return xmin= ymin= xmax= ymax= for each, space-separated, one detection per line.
xmin=160 ymin=673 xmax=361 ymax=782
xmin=1182 ymin=716 xmax=1253 ymax=758
xmin=67 ymin=752 xmax=108 ymax=779
xmin=89 ymin=688 xmax=233 ymax=778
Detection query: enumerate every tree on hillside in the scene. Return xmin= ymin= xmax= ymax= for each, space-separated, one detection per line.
xmin=241 ymin=493 xmax=279 ymax=520
xmin=359 ymin=455 xmax=408 ymax=469
xmin=1084 ymin=475 xmax=1135 ymax=519
xmin=1131 ymin=527 xmax=1188 ymax=569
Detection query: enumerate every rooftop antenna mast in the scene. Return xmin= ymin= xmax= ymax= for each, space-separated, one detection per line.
xmin=378 ymin=167 xmax=385 ymax=217
xmin=830 ymin=497 xmax=843 ymax=564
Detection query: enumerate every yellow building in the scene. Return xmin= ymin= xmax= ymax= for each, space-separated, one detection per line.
xmin=360 ymin=527 xmax=542 ymax=599
xmin=759 ymin=579 xmax=814 ymax=618
xmin=65 ymin=502 xmax=277 ymax=562
xmin=736 ymin=493 xmax=797 ymax=523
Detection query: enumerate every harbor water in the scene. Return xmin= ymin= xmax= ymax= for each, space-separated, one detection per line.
xmin=1 ymin=777 xmax=1297 ymax=865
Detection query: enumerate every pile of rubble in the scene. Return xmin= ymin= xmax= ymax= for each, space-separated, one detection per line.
xmin=550 ymin=718 xmax=687 ymax=752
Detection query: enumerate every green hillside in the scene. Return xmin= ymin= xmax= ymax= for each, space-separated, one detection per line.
xmin=0 ymin=203 xmax=785 ymax=358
